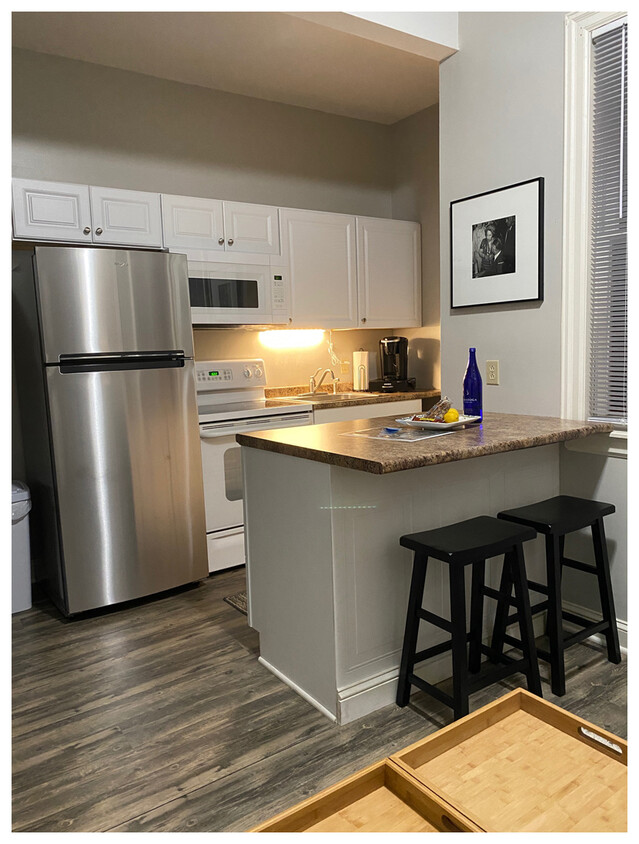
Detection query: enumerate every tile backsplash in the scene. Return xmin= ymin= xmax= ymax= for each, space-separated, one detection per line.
xmin=193 ymin=327 xmax=439 ymax=389
xmin=193 ymin=328 xmax=386 ymax=388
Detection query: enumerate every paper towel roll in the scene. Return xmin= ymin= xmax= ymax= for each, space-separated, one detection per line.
xmin=353 ymin=351 xmax=369 ymax=391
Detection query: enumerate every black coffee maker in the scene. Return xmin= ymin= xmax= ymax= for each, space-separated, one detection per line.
xmin=369 ymin=336 xmax=416 ymax=393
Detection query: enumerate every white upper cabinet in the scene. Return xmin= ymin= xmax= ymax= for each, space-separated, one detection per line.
xmin=161 ymin=194 xmax=225 ymax=252
xmin=280 ymin=208 xmax=358 ymax=329
xmin=161 ymin=195 xmax=280 ymax=255
xmin=356 ymin=217 xmax=421 ymax=329
xmin=223 ymin=202 xmax=280 ymax=255
xmin=12 ymin=178 xmax=421 ymax=330
xmin=89 ymin=186 xmax=163 ymax=248
xmin=12 ymin=179 xmax=162 ymax=247
xmin=12 ymin=179 xmax=93 ymax=243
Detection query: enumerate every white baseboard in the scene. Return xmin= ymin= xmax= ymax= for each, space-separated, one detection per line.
xmin=262 ymin=608 xmax=625 ymax=727
xmin=337 ymin=615 xmax=549 ymax=726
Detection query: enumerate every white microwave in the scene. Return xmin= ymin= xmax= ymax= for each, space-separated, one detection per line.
xmin=182 ymin=251 xmax=290 ymax=326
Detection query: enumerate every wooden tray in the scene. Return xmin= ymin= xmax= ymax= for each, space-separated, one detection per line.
xmin=391 ymin=688 xmax=627 ymax=833
xmin=251 ymin=759 xmax=481 ymax=832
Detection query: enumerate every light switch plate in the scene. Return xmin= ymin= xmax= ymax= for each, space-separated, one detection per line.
xmin=486 ymin=360 xmax=500 ymax=385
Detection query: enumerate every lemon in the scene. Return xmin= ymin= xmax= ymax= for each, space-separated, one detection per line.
xmin=443 ymin=408 xmax=460 ymax=423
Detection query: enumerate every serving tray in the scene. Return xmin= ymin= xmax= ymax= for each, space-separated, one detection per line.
xmin=397 ymin=414 xmax=480 ymax=430
xmin=250 ymin=759 xmax=481 ymax=833
xmin=391 ymin=688 xmax=627 ymax=833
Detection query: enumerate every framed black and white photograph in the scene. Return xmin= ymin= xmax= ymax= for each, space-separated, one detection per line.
xmin=450 ymin=177 xmax=544 ymax=308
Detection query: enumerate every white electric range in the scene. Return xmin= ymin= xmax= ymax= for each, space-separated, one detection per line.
xmin=196 ymin=359 xmax=313 ymax=573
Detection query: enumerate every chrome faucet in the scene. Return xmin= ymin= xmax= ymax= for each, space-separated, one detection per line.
xmin=309 ymin=367 xmax=339 ymax=394
xmin=309 ymin=366 xmax=323 ymax=393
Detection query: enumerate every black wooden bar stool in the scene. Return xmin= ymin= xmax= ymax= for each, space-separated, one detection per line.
xmin=396 ymin=516 xmax=542 ymax=721
xmin=496 ymin=495 xmax=621 ymax=696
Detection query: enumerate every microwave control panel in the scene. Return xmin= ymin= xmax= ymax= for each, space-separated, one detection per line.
xmin=270 ymin=265 xmax=289 ymax=319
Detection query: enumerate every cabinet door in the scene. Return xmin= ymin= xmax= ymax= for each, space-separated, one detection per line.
xmin=223 ymin=201 xmax=280 ymax=255
xmin=281 ymin=208 xmax=358 ymax=329
xmin=90 ymin=186 xmax=163 ymax=247
xmin=161 ymin=194 xmax=225 ymax=251
xmin=12 ymin=178 xmax=93 ymax=243
xmin=356 ymin=218 xmax=421 ymax=329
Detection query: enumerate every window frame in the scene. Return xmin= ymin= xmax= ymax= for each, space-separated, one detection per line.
xmin=561 ymin=11 xmax=627 ymax=457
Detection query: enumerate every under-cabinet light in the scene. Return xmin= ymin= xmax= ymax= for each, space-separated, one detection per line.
xmin=258 ymin=329 xmax=324 ymax=350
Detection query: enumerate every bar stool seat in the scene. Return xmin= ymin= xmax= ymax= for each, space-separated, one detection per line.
xmin=397 ymin=516 xmax=542 ymax=721
xmin=497 ymin=495 xmax=621 ymax=696
xmin=496 ymin=496 xmax=615 ymax=536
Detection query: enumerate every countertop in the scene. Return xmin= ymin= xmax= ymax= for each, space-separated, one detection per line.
xmin=236 ymin=412 xmax=614 ymax=474
xmin=265 ymin=385 xmax=439 ymax=410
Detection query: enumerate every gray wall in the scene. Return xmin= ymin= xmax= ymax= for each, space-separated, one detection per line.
xmin=391 ymin=104 xmax=441 ymax=391
xmin=12 ymin=48 xmax=393 ymax=217
xmin=560 ymin=448 xmax=627 ymax=625
xmin=439 ymin=13 xmax=565 ymax=415
xmin=439 ymin=12 xmax=626 ymax=635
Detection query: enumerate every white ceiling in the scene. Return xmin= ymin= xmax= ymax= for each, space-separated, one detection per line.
xmin=11 ymin=11 xmax=439 ymax=125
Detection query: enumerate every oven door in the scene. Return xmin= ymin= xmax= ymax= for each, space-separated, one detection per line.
xmin=199 ymin=411 xmax=312 ymax=572
xmin=188 ymin=261 xmax=273 ymax=325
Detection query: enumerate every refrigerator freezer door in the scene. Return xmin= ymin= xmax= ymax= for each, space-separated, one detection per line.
xmin=34 ymin=247 xmax=194 ymax=361
xmin=45 ymin=360 xmax=207 ymax=613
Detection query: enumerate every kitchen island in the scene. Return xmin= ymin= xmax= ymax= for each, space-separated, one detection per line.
xmin=238 ymin=413 xmax=613 ymax=724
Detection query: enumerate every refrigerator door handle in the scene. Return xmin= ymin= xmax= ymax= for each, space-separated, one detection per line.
xmin=57 ymin=351 xmax=187 ymax=374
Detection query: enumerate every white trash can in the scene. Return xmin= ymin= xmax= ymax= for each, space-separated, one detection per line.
xmin=12 ymin=481 xmax=32 ymax=613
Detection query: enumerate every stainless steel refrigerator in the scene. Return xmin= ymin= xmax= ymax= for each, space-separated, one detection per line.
xmin=12 ymin=246 xmax=208 ymax=615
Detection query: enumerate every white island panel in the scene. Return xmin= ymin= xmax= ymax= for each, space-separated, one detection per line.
xmin=243 ymin=442 xmax=559 ymax=724
xmin=243 ymin=450 xmax=338 ymax=720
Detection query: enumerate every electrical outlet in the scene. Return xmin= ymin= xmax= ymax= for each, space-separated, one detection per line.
xmin=340 ymin=362 xmax=350 ymax=375
xmin=486 ymin=360 xmax=500 ymax=385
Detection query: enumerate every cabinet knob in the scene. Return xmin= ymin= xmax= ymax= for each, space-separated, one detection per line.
xmin=361 ymin=317 xmax=367 ymax=324
xmin=227 ymin=238 xmax=234 ymax=246
xmin=83 ymin=227 xmax=91 ymax=235
xmin=95 ymin=227 xmax=103 ymax=236
xmin=288 ymin=318 xmax=293 ymax=324
xmin=218 ymin=237 xmax=225 ymax=245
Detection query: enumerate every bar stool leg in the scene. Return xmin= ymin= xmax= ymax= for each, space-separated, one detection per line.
xmin=396 ymin=552 xmax=428 ymax=707
xmin=509 ymin=545 xmax=542 ymax=697
xmin=544 ymin=535 xmax=565 ymax=637
xmin=489 ymin=556 xmax=513 ymax=664
xmin=545 ymin=534 xmax=566 ymax=696
xmin=591 ymin=518 xmax=622 ymax=664
xmin=469 ymin=560 xmax=485 ymax=673
xmin=449 ymin=564 xmax=469 ymax=720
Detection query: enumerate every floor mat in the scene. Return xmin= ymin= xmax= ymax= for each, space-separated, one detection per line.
xmin=223 ymin=591 xmax=247 ymax=616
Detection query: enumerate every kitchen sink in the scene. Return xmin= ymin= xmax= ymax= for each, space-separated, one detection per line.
xmin=292 ymin=392 xmax=380 ymax=402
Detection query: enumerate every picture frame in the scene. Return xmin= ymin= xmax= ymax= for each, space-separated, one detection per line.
xmin=450 ymin=177 xmax=544 ymax=308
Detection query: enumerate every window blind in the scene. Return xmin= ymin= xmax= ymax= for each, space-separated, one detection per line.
xmin=588 ymin=22 xmax=627 ymax=425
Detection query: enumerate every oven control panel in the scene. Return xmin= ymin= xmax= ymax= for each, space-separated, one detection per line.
xmin=195 ymin=359 xmax=267 ymax=389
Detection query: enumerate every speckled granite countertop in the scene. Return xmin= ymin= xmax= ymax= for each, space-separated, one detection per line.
xmin=265 ymin=385 xmax=439 ymax=410
xmin=236 ymin=412 xmax=614 ymax=474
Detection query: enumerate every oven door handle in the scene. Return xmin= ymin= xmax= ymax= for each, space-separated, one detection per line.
xmin=200 ymin=425 xmax=256 ymax=439
xmin=199 ymin=418 xmax=280 ymax=439
xmin=199 ymin=414 xmax=311 ymax=439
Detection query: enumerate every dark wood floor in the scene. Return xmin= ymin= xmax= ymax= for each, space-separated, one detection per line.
xmin=12 ymin=566 xmax=627 ymax=832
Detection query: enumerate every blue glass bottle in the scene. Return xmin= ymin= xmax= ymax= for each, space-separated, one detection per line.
xmin=463 ymin=347 xmax=483 ymax=421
